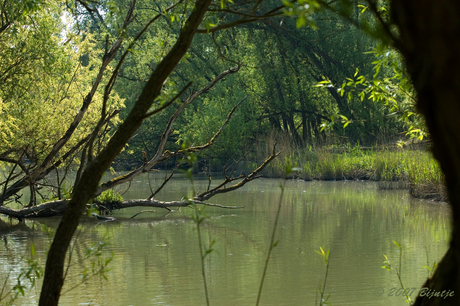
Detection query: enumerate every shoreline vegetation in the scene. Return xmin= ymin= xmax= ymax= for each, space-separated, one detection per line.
xmin=115 ymin=140 xmax=446 ymax=203
xmin=259 ymin=145 xmax=447 ymax=202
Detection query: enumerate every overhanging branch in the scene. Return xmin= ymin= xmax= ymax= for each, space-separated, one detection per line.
xmin=99 ymin=64 xmax=242 ymax=193
xmin=194 ymin=146 xmax=281 ymax=201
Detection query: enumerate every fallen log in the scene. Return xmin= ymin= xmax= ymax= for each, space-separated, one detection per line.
xmin=0 ymin=198 xmax=242 ymax=220
xmin=0 ymin=146 xmax=279 ymax=220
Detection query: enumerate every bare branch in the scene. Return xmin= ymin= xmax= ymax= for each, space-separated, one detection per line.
xmin=99 ymin=64 xmax=242 ymax=193
xmin=194 ymin=147 xmax=281 ymax=201
xmin=0 ymin=146 xmax=277 ymax=219
xmin=143 ymin=81 xmax=192 ymax=119
xmin=148 ymin=164 xmax=179 ymax=200
xmin=184 ymin=95 xmax=247 ymax=153
xmin=196 ymin=11 xmax=283 ymax=34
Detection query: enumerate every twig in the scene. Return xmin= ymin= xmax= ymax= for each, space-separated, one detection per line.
xmin=143 ymin=82 xmax=192 ymax=119
xmin=130 ymin=210 xmax=157 ymax=218
xmin=184 ymin=95 xmax=247 ymax=153
xmin=256 ymin=177 xmax=286 ymax=305
xmin=194 ymin=147 xmax=280 ymax=201
xmin=148 ymin=164 xmax=179 ymax=200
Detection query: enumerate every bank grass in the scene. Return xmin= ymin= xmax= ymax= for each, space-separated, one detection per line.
xmin=263 ymin=146 xmax=447 ymax=201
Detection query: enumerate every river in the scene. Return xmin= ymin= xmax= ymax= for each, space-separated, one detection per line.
xmin=0 ymin=175 xmax=451 ymax=305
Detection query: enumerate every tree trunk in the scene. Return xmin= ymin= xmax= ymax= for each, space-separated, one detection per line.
xmin=38 ymin=0 xmax=212 ymax=304
xmin=392 ymin=1 xmax=460 ymax=304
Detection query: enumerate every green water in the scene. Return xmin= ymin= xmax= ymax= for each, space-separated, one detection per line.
xmin=0 ymin=176 xmax=451 ymax=305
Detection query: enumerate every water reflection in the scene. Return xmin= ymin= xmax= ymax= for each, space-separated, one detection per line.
xmin=0 ymin=177 xmax=451 ymax=305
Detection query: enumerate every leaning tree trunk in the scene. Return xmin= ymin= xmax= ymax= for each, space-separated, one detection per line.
xmin=38 ymin=0 xmax=212 ymax=304
xmin=391 ymin=1 xmax=460 ymax=305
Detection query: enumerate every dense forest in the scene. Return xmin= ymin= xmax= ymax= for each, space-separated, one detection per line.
xmin=0 ymin=0 xmax=416 ymax=173
xmin=1 ymin=0 xmax=460 ymax=305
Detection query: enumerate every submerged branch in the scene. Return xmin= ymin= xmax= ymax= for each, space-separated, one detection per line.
xmin=113 ymin=199 xmax=243 ymax=210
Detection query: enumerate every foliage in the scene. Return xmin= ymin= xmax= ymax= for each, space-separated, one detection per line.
xmin=114 ymin=0 xmax=403 ymax=167
xmin=382 ymin=240 xmax=413 ymax=304
xmin=94 ymin=189 xmax=123 ymax=205
xmin=317 ymin=45 xmax=425 ymax=140
xmin=0 ymin=244 xmax=43 ymax=305
xmin=316 ymin=246 xmax=331 ymax=306
xmin=0 ymin=1 xmax=124 ymax=159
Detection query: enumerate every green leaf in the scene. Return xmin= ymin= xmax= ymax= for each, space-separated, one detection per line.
xmin=17 ymin=285 xmax=25 ymax=296
xmin=347 ymin=91 xmax=353 ymax=100
xmin=296 ymin=15 xmax=307 ymax=28
xmin=358 ymin=4 xmax=367 ymax=13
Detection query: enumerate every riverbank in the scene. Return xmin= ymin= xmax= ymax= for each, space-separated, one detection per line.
xmin=262 ymin=147 xmax=447 ymax=202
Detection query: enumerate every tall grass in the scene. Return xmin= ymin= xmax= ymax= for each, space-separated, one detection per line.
xmin=262 ymin=144 xmax=446 ymax=201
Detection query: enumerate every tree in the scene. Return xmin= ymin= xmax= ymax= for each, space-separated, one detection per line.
xmin=0 ymin=0 xmax=125 ymax=207
xmin=306 ymin=0 xmax=460 ymax=304
xmin=390 ymin=1 xmax=460 ymax=305
xmin=36 ymin=0 xmax=215 ymax=303
xmin=0 ymin=0 xmax=286 ymax=304
xmin=0 ymin=0 xmax=285 ymax=216
xmin=112 ymin=0 xmax=399 ymax=166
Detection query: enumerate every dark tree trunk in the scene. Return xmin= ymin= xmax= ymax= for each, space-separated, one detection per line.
xmin=281 ymin=112 xmax=290 ymax=132
xmin=268 ymin=113 xmax=283 ymax=131
xmin=285 ymin=112 xmax=302 ymax=145
xmin=301 ymin=111 xmax=309 ymax=144
xmin=392 ymin=1 xmax=460 ymax=304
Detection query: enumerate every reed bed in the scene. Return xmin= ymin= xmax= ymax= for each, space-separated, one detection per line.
xmin=263 ymin=146 xmax=447 ymax=201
